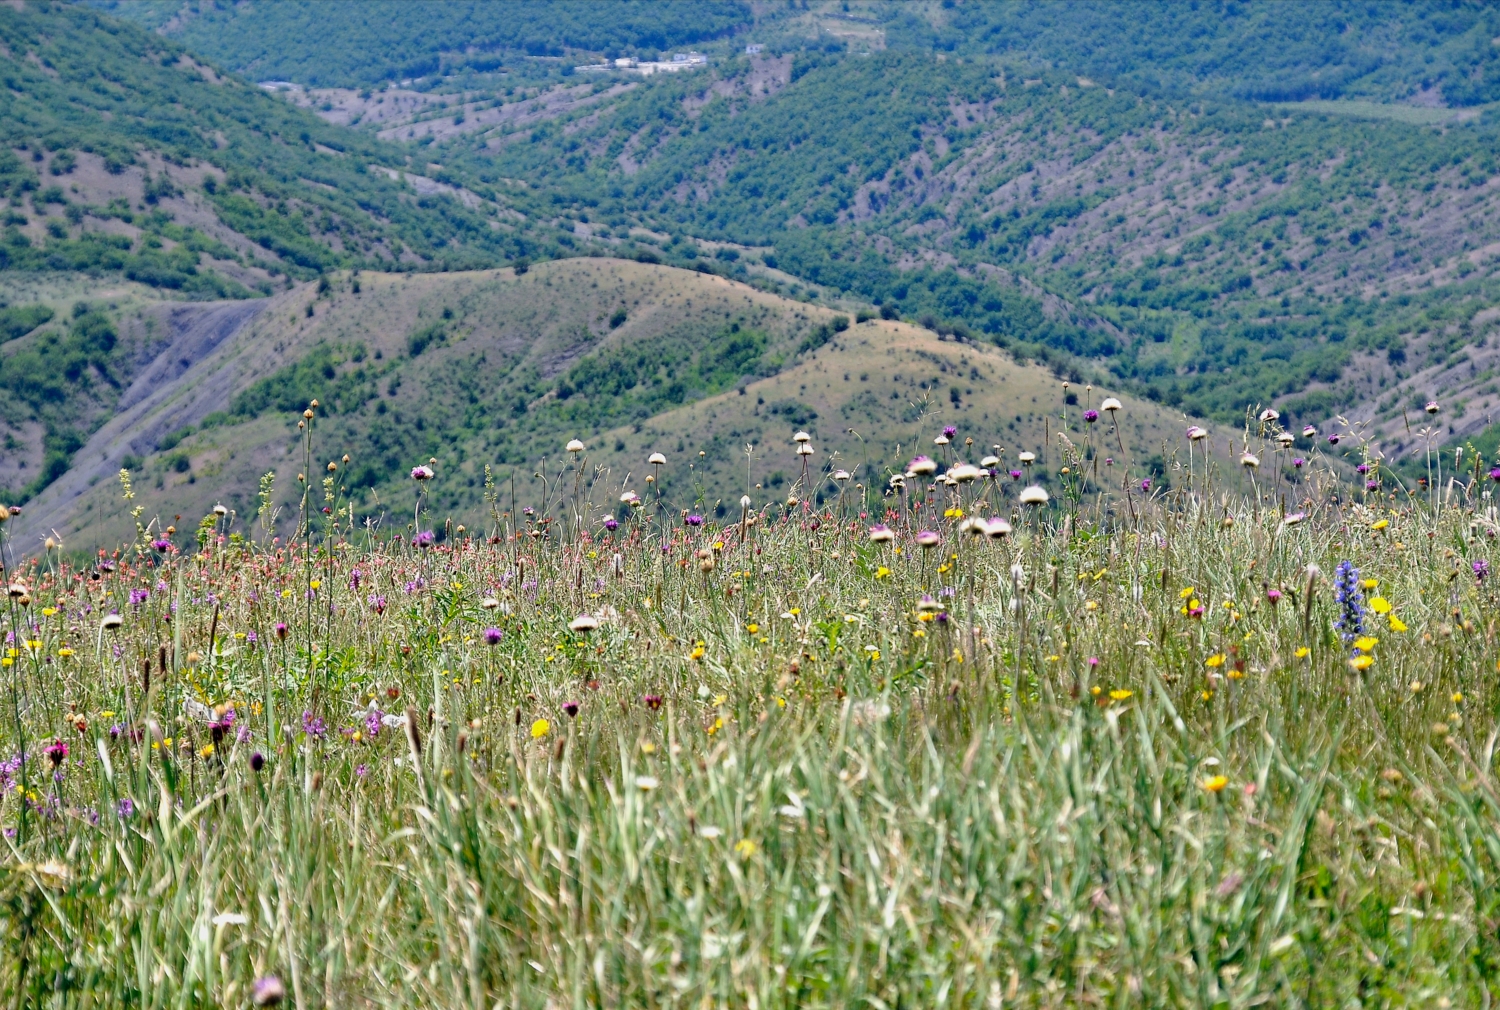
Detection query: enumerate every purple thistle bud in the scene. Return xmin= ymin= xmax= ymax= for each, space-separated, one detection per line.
xmin=483 ymin=627 xmax=503 ymax=645
xmin=1083 ymin=410 xmax=1098 ymax=423
xmin=685 ymin=514 xmax=705 ymax=527
xmin=249 ymin=752 xmax=265 ymax=772
xmin=942 ymin=425 xmax=957 ymax=439
xmin=252 ymin=976 xmax=286 ymax=1007
xmin=1293 ymin=457 xmax=1306 ymax=468
xmin=301 ymin=710 xmax=326 ymax=739
xmin=1327 ymin=434 xmax=1340 ymax=445
xmin=562 ymin=701 xmax=580 ymax=718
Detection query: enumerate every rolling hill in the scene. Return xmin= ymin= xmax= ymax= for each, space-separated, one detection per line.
xmin=4 ymin=258 xmax=1239 ymax=553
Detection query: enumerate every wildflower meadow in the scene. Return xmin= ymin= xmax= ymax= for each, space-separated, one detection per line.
xmin=1 ymin=399 xmax=1499 ymax=1007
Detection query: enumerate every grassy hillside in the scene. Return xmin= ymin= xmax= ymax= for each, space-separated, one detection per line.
xmin=8 ymin=259 xmax=1236 ymax=553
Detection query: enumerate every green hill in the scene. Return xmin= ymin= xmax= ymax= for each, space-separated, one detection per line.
xmin=6 ymin=258 xmax=1238 ymax=551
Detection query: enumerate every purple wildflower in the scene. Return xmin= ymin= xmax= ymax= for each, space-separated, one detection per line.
xmin=128 ymin=588 xmax=150 ymax=608
xmin=483 ymin=627 xmax=503 ymax=645
xmin=1083 ymin=409 xmax=1098 ymax=423
xmin=301 ymin=710 xmax=326 ymax=740
xmin=1475 ymin=559 xmax=1490 ymax=584
xmin=368 ymin=593 xmax=387 ymax=613
xmin=685 ymin=514 xmax=705 ymax=527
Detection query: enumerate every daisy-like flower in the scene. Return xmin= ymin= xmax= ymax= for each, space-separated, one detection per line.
xmin=949 ymin=464 xmax=982 ymax=483
xmin=1100 ymin=397 xmax=1122 ymax=412
xmin=1018 ymin=486 xmax=1049 ymax=506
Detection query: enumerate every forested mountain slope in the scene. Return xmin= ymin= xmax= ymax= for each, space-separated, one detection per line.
xmin=107 ymin=0 xmax=1500 ymax=107
xmin=436 ymin=50 xmax=1500 ymax=443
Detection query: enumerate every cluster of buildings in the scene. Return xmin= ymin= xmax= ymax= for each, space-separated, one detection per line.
xmin=575 ymin=52 xmax=708 ymax=76
xmin=573 ymin=46 xmax=766 ymax=77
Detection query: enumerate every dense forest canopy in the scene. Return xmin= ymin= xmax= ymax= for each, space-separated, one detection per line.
xmin=98 ymin=0 xmax=1500 ymax=105
xmin=93 ymin=0 xmax=754 ymax=86
xmin=884 ymin=0 xmax=1500 ymax=106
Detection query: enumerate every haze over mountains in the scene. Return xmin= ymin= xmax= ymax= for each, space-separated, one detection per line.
xmin=4 ymin=1 xmax=1500 ymax=548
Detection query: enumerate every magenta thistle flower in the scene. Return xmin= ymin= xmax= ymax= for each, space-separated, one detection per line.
xmin=685 ymin=514 xmax=705 ymax=527
xmin=482 ymin=627 xmax=503 ymax=645
xmin=562 ymin=701 xmax=580 ymax=718
xmin=1083 ymin=409 xmax=1098 ymax=423
xmin=44 ymin=739 xmax=67 ymax=767
xmin=643 ymin=694 xmax=663 ymax=711
xmin=411 ymin=466 xmax=434 ymax=480
xmin=942 ymin=425 xmax=957 ymax=439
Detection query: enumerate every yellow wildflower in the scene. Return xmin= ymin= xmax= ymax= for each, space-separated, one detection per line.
xmin=1202 ymin=775 xmax=1229 ymax=793
xmin=746 ymin=623 xmax=759 ymax=634
xmin=1294 ymin=647 xmax=1310 ymax=658
xmin=875 ymin=566 xmax=892 ymax=579
xmin=1368 ymin=597 xmax=1391 ymax=614
xmin=1388 ymin=615 xmax=1407 ymax=632
xmin=734 ymin=839 xmax=758 ymax=858
xmin=1205 ymin=654 xmax=1226 ymax=668
xmin=530 ymin=719 xmax=550 ymax=740
xmin=1371 ymin=519 xmax=1389 ymax=531
xmin=1179 ymin=587 xmax=1195 ymax=599
xmin=1348 ymin=655 xmax=1374 ymax=672
xmin=1353 ymin=636 xmax=1378 ymax=653
xmin=1108 ymin=689 xmax=1133 ymax=702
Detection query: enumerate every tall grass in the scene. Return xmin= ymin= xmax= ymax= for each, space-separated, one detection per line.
xmin=1 ymin=424 xmax=1498 ymax=1007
